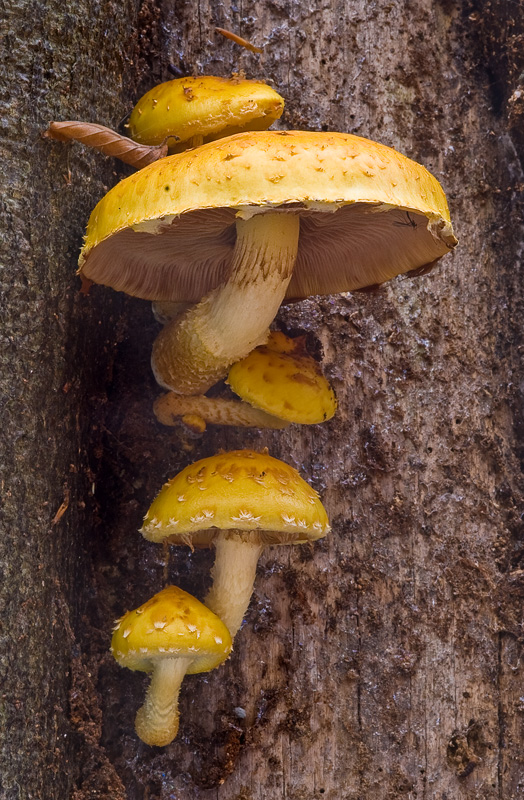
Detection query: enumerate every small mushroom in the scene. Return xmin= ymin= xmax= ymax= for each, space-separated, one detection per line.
xmin=227 ymin=330 xmax=337 ymax=424
xmin=111 ymin=585 xmax=232 ymax=746
xmin=140 ymin=449 xmax=330 ymax=638
xmin=129 ymin=75 xmax=284 ymax=152
xmin=153 ymin=331 xmax=337 ymax=430
xmin=79 ymin=130 xmax=457 ymax=394
xmin=44 ymin=75 xmax=284 ymax=169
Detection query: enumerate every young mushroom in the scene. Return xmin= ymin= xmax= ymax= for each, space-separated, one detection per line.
xmin=111 ymin=585 xmax=232 ymax=746
xmin=140 ymin=449 xmax=330 ymax=638
xmin=78 ymin=130 xmax=457 ymax=394
xmin=153 ymin=331 xmax=337 ymax=430
xmin=227 ymin=330 xmax=337 ymax=423
xmin=128 ymin=75 xmax=285 ymax=152
xmin=44 ymin=75 xmax=284 ymax=169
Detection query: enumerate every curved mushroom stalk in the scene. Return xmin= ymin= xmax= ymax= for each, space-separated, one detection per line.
xmin=135 ymin=657 xmax=189 ymax=747
xmin=151 ymin=212 xmax=300 ymax=394
xmin=153 ymin=393 xmax=290 ymax=430
xmin=45 ymin=78 xmax=284 ymax=171
xmin=44 ymin=121 xmax=168 ymax=169
xmin=204 ymin=534 xmax=264 ymax=638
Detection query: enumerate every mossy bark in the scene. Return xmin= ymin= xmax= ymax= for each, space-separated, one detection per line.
xmin=1 ymin=1 xmax=523 ymax=799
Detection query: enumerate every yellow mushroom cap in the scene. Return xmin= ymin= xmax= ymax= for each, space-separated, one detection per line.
xmin=128 ymin=76 xmax=284 ymax=150
xmin=226 ymin=331 xmax=337 ymax=424
xmin=111 ymin=585 xmax=232 ymax=674
xmin=79 ymin=130 xmax=457 ymax=302
xmin=141 ymin=449 xmax=330 ymax=546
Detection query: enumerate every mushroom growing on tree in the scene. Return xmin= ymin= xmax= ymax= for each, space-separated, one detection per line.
xmin=111 ymin=585 xmax=232 ymax=746
xmin=153 ymin=330 xmax=337 ymax=430
xmin=78 ymin=130 xmax=457 ymax=394
xmin=128 ymin=75 xmax=285 ymax=152
xmin=44 ymin=75 xmax=284 ymax=169
xmin=140 ymin=449 xmax=331 ymax=638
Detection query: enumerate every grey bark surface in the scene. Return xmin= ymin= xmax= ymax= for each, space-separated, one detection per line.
xmin=1 ymin=1 xmax=523 ymax=799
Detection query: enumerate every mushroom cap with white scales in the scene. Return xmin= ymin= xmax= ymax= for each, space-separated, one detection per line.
xmin=140 ymin=448 xmax=330 ymax=547
xmin=141 ymin=449 xmax=330 ymax=638
xmin=111 ymin=585 xmax=232 ymax=746
xmin=111 ymin=585 xmax=231 ymax=673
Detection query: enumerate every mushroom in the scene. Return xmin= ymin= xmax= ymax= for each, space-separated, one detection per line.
xmin=227 ymin=330 xmax=337 ymax=423
xmin=153 ymin=330 xmax=337 ymax=430
xmin=78 ymin=130 xmax=457 ymax=394
xmin=140 ymin=449 xmax=330 ymax=637
xmin=111 ymin=585 xmax=232 ymax=746
xmin=129 ymin=75 xmax=285 ymax=152
xmin=44 ymin=75 xmax=284 ymax=169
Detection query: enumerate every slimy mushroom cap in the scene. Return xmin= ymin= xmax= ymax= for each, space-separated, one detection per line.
xmin=141 ymin=449 xmax=330 ymax=546
xmin=226 ymin=331 xmax=337 ymax=424
xmin=128 ymin=76 xmax=284 ymax=150
xmin=111 ymin=585 xmax=232 ymax=674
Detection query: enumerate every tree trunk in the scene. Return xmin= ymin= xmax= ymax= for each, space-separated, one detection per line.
xmin=2 ymin=1 xmax=523 ymax=799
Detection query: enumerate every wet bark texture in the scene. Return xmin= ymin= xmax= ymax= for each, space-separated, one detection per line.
xmin=1 ymin=0 xmax=523 ymax=798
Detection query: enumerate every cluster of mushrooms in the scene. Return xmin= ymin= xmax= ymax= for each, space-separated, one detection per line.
xmin=48 ymin=68 xmax=456 ymax=747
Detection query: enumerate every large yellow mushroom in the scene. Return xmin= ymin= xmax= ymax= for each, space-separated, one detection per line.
xmin=79 ymin=130 xmax=457 ymax=394
xmin=140 ymin=449 xmax=330 ymax=638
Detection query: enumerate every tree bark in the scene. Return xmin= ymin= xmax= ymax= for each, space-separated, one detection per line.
xmin=1 ymin=1 xmax=523 ymax=799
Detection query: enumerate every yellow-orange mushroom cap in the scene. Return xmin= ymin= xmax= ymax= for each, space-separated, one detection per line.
xmin=226 ymin=331 xmax=337 ymax=424
xmin=111 ymin=585 xmax=232 ymax=746
xmin=141 ymin=450 xmax=330 ymax=638
xmin=79 ymin=130 xmax=457 ymax=394
xmin=141 ymin=449 xmax=330 ymax=546
xmin=111 ymin=585 xmax=232 ymax=672
xmin=128 ymin=75 xmax=284 ymax=151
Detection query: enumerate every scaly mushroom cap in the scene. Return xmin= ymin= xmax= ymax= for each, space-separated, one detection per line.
xmin=79 ymin=130 xmax=457 ymax=300
xmin=226 ymin=331 xmax=337 ymax=424
xmin=141 ymin=449 xmax=330 ymax=546
xmin=128 ymin=76 xmax=285 ymax=150
xmin=111 ymin=585 xmax=232 ymax=674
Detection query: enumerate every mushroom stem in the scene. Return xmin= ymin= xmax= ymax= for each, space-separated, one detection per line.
xmin=188 ymin=134 xmax=205 ymax=148
xmin=151 ymin=212 xmax=300 ymax=394
xmin=204 ymin=533 xmax=264 ymax=638
xmin=154 ymin=392 xmax=290 ymax=429
xmin=134 ymin=657 xmax=190 ymax=746
xmin=44 ymin=121 xmax=168 ymax=168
